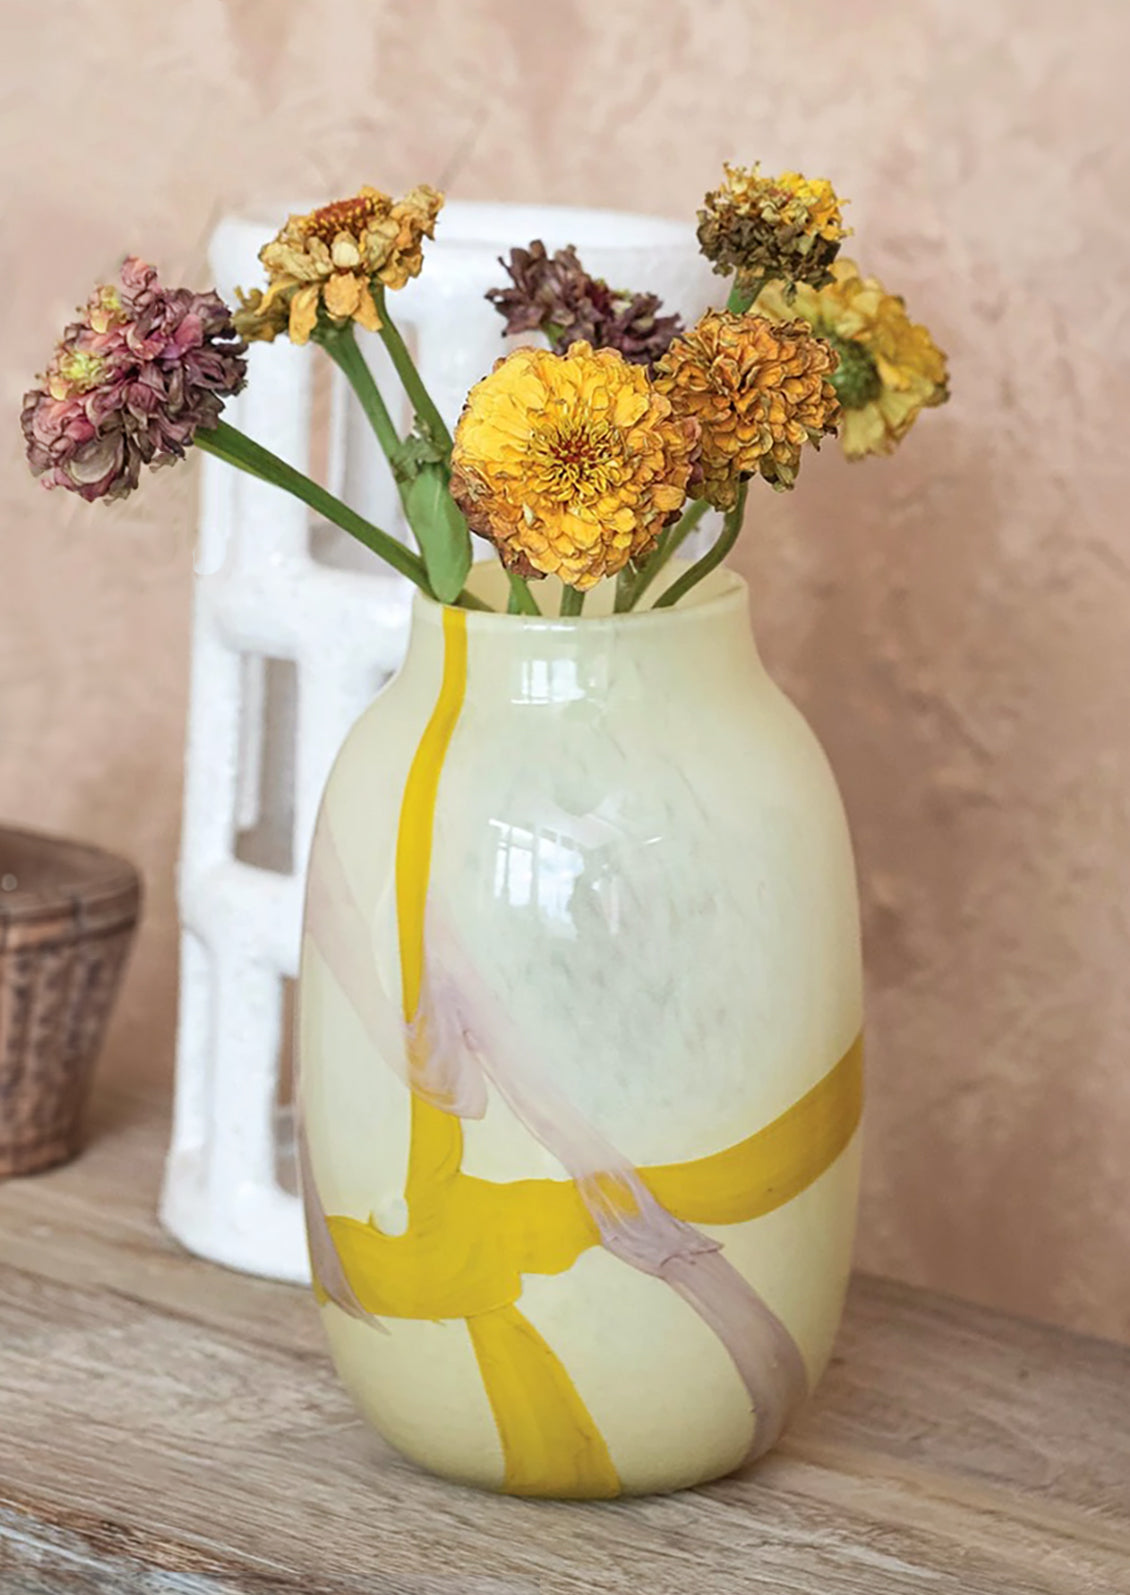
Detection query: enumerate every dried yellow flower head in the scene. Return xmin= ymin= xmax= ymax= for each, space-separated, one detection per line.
xmin=234 ymin=184 xmax=443 ymax=345
xmin=450 ymin=342 xmax=698 ymax=590
xmin=758 ymin=261 xmax=949 ymax=459
xmin=653 ymin=311 xmax=840 ymax=508
xmin=698 ymin=164 xmax=849 ymax=294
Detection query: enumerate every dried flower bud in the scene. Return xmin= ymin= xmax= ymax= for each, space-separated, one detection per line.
xmin=654 ymin=310 xmax=840 ymax=506
xmin=234 ymin=184 xmax=443 ymax=345
xmin=487 ymin=241 xmax=683 ymax=369
xmin=698 ymin=164 xmax=849 ymax=295
xmin=758 ymin=262 xmax=949 ymax=459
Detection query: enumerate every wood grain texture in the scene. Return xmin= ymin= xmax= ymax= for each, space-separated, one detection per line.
xmin=0 ymin=1084 xmax=1127 ymax=1593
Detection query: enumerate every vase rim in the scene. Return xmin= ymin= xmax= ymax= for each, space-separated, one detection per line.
xmin=412 ymin=560 xmax=749 ymax=634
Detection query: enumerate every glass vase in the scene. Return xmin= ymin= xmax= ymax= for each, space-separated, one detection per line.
xmin=298 ymin=559 xmax=862 ymax=1497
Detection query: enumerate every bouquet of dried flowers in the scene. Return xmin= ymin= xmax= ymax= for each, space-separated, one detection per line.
xmin=22 ymin=166 xmax=948 ymax=617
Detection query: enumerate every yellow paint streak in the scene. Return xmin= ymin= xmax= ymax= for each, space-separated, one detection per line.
xmin=643 ymin=1033 xmax=864 ymax=1224
xmin=329 ymin=1174 xmax=597 ymax=1319
xmin=467 ymin=1305 xmax=620 ymax=1499
xmin=395 ymin=607 xmax=468 ymax=1208
xmin=326 ymin=1033 xmax=862 ymax=1319
xmin=395 ymin=605 xmax=467 ymax=1024
xmin=387 ymin=604 xmax=619 ymax=1495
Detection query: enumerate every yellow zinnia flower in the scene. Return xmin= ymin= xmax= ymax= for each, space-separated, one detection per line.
xmin=450 ymin=342 xmax=698 ymax=590
xmin=653 ymin=311 xmax=840 ymax=508
xmin=698 ymin=164 xmax=849 ymax=293
xmin=758 ymin=261 xmax=949 ymax=459
xmin=234 ymin=184 xmax=443 ymax=345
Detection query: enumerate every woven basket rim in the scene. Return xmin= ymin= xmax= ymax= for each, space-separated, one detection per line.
xmin=0 ymin=823 xmax=141 ymax=925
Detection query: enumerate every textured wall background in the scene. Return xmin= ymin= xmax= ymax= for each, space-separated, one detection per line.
xmin=2 ymin=0 xmax=1127 ymax=1340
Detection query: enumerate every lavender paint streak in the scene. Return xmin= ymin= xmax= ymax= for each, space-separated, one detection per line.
xmin=306 ymin=823 xmax=486 ymax=1117
xmin=426 ymin=917 xmax=809 ymax=1456
xmin=296 ymin=1115 xmax=387 ymax=1331
xmin=664 ymin=1251 xmax=808 ymax=1460
xmin=304 ymin=841 xmax=810 ymax=1454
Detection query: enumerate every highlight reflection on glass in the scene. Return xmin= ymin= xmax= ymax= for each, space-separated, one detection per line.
xmin=489 ymin=818 xmax=585 ymax=927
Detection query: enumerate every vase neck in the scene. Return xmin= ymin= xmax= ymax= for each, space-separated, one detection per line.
xmin=405 ymin=564 xmax=759 ymax=707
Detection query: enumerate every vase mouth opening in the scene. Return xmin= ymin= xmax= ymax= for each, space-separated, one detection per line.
xmin=414 ymin=559 xmax=749 ymax=632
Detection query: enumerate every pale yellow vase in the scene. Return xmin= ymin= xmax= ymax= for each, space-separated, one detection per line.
xmin=297 ymin=559 xmax=862 ymax=1498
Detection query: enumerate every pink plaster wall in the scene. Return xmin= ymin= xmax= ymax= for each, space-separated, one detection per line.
xmin=2 ymin=0 xmax=1127 ymax=1340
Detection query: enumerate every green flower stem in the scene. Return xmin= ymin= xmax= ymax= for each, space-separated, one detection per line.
xmin=653 ymin=481 xmax=748 ymax=609
xmin=559 ymin=584 xmax=585 ymax=618
xmin=374 ymin=287 xmax=454 ymax=456
xmin=320 ymin=325 xmax=482 ymax=604
xmin=727 ymin=275 xmax=765 ymax=315
xmin=197 ymin=419 xmax=431 ymax=591
xmin=612 ymin=566 xmax=636 ymax=614
xmin=507 ymin=573 xmax=542 ymax=615
xmin=623 ymin=498 xmax=711 ymax=611
xmin=316 ymin=323 xmax=404 ymax=469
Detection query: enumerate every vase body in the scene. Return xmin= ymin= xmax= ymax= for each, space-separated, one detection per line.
xmin=297 ymin=562 xmax=862 ymax=1498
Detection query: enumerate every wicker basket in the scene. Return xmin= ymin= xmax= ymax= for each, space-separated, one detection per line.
xmin=0 ymin=826 xmax=140 ymax=1178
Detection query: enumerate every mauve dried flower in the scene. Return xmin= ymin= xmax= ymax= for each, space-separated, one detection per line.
xmin=486 ymin=241 xmax=683 ymax=369
xmin=22 ymin=257 xmax=247 ymax=502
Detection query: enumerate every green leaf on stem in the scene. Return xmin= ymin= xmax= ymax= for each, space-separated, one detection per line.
xmin=394 ymin=426 xmax=448 ymax=479
xmin=404 ymin=462 xmax=473 ymax=603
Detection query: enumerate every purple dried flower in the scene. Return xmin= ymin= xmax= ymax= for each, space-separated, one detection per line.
xmin=22 ymin=257 xmax=247 ymax=502
xmin=486 ymin=241 xmax=683 ymax=370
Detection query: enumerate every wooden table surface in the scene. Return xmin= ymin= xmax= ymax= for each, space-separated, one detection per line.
xmin=0 ymin=1083 xmax=1127 ymax=1595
